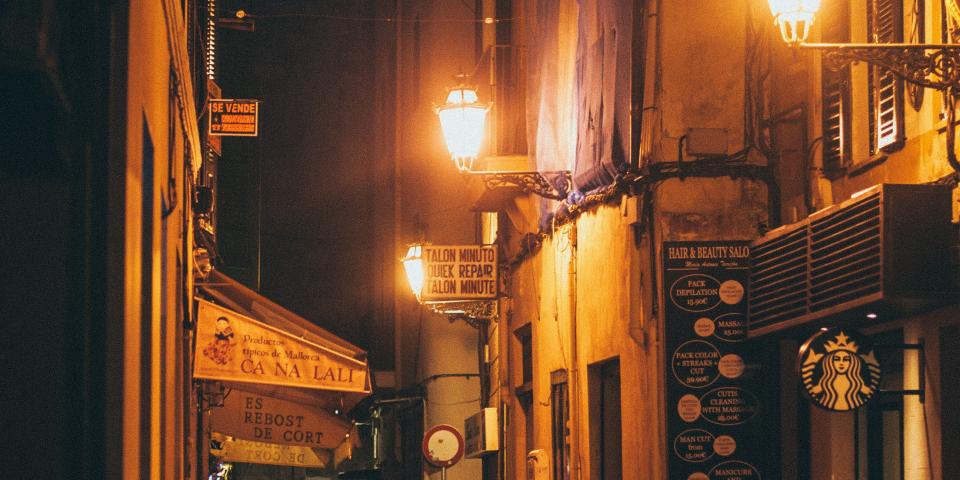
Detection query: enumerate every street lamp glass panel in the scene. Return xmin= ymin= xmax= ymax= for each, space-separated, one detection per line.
xmin=767 ymin=0 xmax=820 ymax=44
xmin=437 ymin=86 xmax=488 ymax=171
xmin=402 ymin=245 xmax=425 ymax=299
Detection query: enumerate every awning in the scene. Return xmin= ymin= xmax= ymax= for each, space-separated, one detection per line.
xmin=196 ymin=270 xmax=371 ymax=414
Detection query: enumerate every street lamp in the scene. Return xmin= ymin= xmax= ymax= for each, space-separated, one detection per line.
xmin=437 ymin=84 xmax=490 ymax=172
xmin=768 ymin=0 xmax=820 ymax=45
xmin=399 ymin=242 xmax=498 ymax=327
xmin=764 ymin=0 xmax=960 ymax=170
xmin=401 ymin=244 xmax=425 ymax=300
xmin=436 ymin=75 xmax=572 ymax=201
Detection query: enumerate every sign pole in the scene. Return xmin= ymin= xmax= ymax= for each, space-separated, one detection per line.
xmin=441 ymin=466 xmax=447 ymax=480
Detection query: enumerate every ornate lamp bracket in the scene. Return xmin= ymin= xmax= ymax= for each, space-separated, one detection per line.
xmin=477 ymin=170 xmax=573 ymax=201
xmin=801 ymin=43 xmax=960 ymax=173
xmin=426 ymin=300 xmax=498 ymax=329
xmin=802 ymin=43 xmax=960 ymax=91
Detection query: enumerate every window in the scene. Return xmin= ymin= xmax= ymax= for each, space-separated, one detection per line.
xmin=867 ymin=0 xmax=905 ymax=154
xmin=515 ymin=324 xmax=533 ymax=387
xmin=551 ymin=370 xmax=570 ymax=480
xmin=514 ymin=324 xmax=534 ymax=457
xmin=821 ymin=0 xmax=852 ymax=173
xmin=589 ymin=358 xmax=622 ymax=480
xmin=821 ymin=0 xmax=907 ymax=172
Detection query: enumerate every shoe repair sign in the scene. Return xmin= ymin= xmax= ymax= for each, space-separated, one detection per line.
xmin=209 ymin=99 xmax=259 ymax=136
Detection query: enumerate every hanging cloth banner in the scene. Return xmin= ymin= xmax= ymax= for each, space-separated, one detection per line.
xmin=194 ymin=299 xmax=368 ymax=392
xmin=211 ymin=434 xmax=331 ymax=468
xmin=210 ymin=386 xmax=354 ymax=449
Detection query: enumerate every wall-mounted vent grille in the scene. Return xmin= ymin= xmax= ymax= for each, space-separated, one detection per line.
xmin=749 ymin=184 xmax=954 ymax=337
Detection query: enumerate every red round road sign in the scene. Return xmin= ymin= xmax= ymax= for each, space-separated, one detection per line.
xmin=422 ymin=424 xmax=465 ymax=468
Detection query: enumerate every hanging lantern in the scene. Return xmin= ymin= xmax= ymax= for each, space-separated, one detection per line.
xmin=401 ymin=244 xmax=425 ymax=300
xmin=767 ymin=0 xmax=821 ymax=45
xmin=436 ymin=84 xmax=489 ymax=171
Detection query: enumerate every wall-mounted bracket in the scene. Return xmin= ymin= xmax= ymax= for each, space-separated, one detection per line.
xmin=476 ymin=170 xmax=572 ymax=201
xmin=426 ymin=300 xmax=498 ymax=329
xmin=876 ymin=338 xmax=925 ymax=404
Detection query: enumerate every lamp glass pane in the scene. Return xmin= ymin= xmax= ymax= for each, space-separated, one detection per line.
xmin=445 ymin=88 xmax=479 ymax=105
xmin=402 ymin=245 xmax=425 ymax=297
xmin=438 ymin=105 xmax=488 ymax=168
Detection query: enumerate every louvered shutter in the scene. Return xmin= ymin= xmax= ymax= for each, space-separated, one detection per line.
xmin=869 ymin=0 xmax=905 ymax=153
xmin=821 ymin=0 xmax=851 ymax=173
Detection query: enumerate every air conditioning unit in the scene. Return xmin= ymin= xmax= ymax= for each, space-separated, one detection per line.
xmin=464 ymin=407 xmax=499 ymax=458
xmin=749 ymin=184 xmax=956 ymax=337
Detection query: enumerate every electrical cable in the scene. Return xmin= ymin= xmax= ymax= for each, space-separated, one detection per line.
xmin=248 ymin=12 xmax=518 ymax=24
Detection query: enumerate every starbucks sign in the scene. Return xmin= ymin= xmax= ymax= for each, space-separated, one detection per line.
xmin=798 ymin=328 xmax=881 ymax=411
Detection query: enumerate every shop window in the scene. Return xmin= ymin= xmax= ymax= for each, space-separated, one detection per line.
xmin=867 ymin=0 xmax=905 ymax=154
xmin=588 ymin=358 xmax=622 ymax=480
xmin=940 ymin=325 xmax=960 ymax=476
xmin=788 ymin=329 xmax=907 ymax=479
xmin=821 ymin=0 xmax=851 ymax=174
xmin=855 ymin=329 xmax=904 ymax=480
xmin=550 ymin=370 xmax=570 ymax=480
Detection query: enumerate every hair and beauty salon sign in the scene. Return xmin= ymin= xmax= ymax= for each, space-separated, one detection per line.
xmin=193 ymin=299 xmax=368 ymax=392
xmin=663 ymin=241 xmax=768 ymax=479
xmin=420 ymin=245 xmax=497 ymax=301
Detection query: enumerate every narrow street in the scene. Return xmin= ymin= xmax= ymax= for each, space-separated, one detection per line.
xmin=3 ymin=0 xmax=960 ymax=479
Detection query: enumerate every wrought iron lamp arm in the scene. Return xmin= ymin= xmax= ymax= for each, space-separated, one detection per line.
xmin=469 ymin=170 xmax=573 ymax=201
xmin=800 ymin=43 xmax=960 ymax=174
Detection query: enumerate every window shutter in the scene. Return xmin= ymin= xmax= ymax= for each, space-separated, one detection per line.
xmin=869 ymin=0 xmax=905 ymax=153
xmin=821 ymin=0 xmax=851 ymax=172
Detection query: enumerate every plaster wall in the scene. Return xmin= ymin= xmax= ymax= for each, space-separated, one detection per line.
xmin=498 ymin=1 xmax=769 ymax=478
xmin=656 ymin=0 xmax=747 ymax=159
xmin=120 ymin=2 xmax=195 ymax=477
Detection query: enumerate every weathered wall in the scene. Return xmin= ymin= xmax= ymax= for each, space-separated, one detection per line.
xmin=497 ymin=0 xmax=769 ymax=478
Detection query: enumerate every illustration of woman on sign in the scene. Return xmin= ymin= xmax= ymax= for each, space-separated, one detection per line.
xmin=202 ymin=316 xmax=235 ymax=365
xmin=815 ymin=349 xmax=869 ymax=410
xmin=801 ymin=330 xmax=880 ymax=411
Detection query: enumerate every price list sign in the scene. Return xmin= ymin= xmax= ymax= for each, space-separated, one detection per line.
xmin=663 ymin=241 xmax=766 ymax=480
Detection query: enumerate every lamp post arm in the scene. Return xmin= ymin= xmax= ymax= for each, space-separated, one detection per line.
xmin=799 ymin=43 xmax=960 ymax=174
xmin=799 ymin=43 xmax=960 ymax=90
xmin=471 ymin=170 xmax=573 ymax=201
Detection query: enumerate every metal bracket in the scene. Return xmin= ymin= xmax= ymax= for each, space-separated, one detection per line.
xmin=426 ymin=300 xmax=498 ymax=328
xmin=802 ymin=43 xmax=960 ymax=90
xmin=875 ymin=338 xmax=925 ymax=404
xmin=800 ymin=43 xmax=960 ymax=175
xmin=478 ymin=170 xmax=573 ymax=201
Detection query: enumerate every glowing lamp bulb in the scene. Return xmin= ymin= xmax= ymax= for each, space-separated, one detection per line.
xmin=437 ymin=86 xmax=489 ymax=171
xmin=402 ymin=244 xmax=425 ymax=300
xmin=767 ymin=0 xmax=821 ymax=44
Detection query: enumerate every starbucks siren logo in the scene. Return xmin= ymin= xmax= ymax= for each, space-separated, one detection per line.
xmin=799 ymin=329 xmax=881 ymax=411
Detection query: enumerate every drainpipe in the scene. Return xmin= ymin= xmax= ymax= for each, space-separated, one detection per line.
xmin=567 ymin=224 xmax=583 ymax=480
xmin=628 ymin=193 xmax=648 ymax=347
